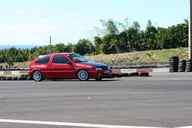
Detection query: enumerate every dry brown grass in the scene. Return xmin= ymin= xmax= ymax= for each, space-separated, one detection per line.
xmin=88 ymin=48 xmax=188 ymax=66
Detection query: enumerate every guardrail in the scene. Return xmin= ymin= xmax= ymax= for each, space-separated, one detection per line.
xmin=0 ymin=68 xmax=29 ymax=71
xmin=0 ymin=68 xmax=29 ymax=80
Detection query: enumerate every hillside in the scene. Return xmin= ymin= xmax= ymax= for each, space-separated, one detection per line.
xmin=7 ymin=48 xmax=187 ymax=68
xmin=89 ymin=48 xmax=188 ymax=66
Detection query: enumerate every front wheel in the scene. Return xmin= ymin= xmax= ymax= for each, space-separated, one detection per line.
xmin=32 ymin=71 xmax=43 ymax=82
xmin=95 ymin=72 xmax=103 ymax=81
xmin=77 ymin=70 xmax=89 ymax=81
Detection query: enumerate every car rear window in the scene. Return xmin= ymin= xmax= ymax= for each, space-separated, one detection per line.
xmin=36 ymin=55 xmax=50 ymax=64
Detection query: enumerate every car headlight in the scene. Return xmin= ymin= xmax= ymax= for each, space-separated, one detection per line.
xmin=85 ymin=66 xmax=96 ymax=70
xmin=108 ymin=66 xmax=111 ymax=70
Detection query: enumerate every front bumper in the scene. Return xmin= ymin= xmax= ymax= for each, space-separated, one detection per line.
xmin=102 ymin=69 xmax=113 ymax=78
xmin=96 ymin=69 xmax=123 ymax=78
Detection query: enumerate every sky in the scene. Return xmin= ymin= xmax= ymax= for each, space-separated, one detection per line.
xmin=0 ymin=0 xmax=189 ymax=47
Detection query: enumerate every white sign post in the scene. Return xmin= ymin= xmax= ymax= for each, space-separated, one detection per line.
xmin=189 ymin=0 xmax=192 ymax=59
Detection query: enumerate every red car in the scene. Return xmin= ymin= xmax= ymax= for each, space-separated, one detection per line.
xmin=29 ymin=53 xmax=112 ymax=81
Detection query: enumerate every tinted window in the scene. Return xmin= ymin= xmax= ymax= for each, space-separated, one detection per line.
xmin=52 ymin=54 xmax=69 ymax=64
xmin=36 ymin=55 xmax=50 ymax=64
xmin=69 ymin=53 xmax=88 ymax=62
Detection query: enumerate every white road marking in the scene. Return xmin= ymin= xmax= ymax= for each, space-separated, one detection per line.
xmin=177 ymin=126 xmax=192 ymax=128
xmin=0 ymin=119 xmax=162 ymax=128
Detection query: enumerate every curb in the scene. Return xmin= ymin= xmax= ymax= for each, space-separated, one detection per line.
xmin=112 ymin=64 xmax=169 ymax=69
xmin=0 ymin=76 xmax=30 ymax=81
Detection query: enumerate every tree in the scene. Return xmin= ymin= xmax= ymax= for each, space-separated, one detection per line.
xmin=55 ymin=43 xmax=66 ymax=52
xmin=119 ymin=31 xmax=129 ymax=52
xmin=100 ymin=19 xmax=119 ymax=35
xmin=145 ymin=20 xmax=158 ymax=49
xmin=64 ymin=43 xmax=74 ymax=52
xmin=122 ymin=21 xmax=141 ymax=51
xmin=75 ymin=39 xmax=95 ymax=55
xmin=102 ymin=34 xmax=120 ymax=54
xmin=94 ymin=36 xmax=103 ymax=54
xmin=118 ymin=17 xmax=130 ymax=32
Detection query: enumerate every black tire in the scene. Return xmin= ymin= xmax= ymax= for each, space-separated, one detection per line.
xmin=186 ymin=59 xmax=192 ymax=72
xmin=32 ymin=71 xmax=43 ymax=82
xmin=95 ymin=77 xmax=102 ymax=81
xmin=169 ymin=56 xmax=179 ymax=72
xmin=95 ymin=72 xmax=103 ymax=81
xmin=77 ymin=70 xmax=89 ymax=81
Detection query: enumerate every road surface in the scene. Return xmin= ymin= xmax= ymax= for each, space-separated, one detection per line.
xmin=0 ymin=73 xmax=192 ymax=128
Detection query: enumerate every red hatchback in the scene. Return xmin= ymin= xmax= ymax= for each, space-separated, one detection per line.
xmin=29 ymin=53 xmax=112 ymax=81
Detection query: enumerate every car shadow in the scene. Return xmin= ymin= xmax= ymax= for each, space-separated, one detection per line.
xmin=46 ymin=79 xmax=120 ymax=82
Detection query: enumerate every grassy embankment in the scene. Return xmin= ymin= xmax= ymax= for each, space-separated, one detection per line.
xmin=0 ymin=48 xmax=188 ymax=68
xmin=89 ymin=48 xmax=187 ymax=66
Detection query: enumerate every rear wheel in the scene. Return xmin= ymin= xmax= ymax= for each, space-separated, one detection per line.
xmin=77 ymin=70 xmax=89 ymax=81
xmin=32 ymin=71 xmax=43 ymax=82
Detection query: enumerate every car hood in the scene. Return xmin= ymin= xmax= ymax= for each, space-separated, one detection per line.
xmin=79 ymin=61 xmax=109 ymax=70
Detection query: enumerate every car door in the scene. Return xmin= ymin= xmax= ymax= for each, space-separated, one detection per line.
xmin=47 ymin=54 xmax=75 ymax=79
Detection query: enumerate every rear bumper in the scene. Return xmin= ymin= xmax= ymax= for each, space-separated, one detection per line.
xmin=28 ymin=69 xmax=33 ymax=78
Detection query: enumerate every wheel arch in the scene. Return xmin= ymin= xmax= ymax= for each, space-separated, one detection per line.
xmin=75 ymin=68 xmax=89 ymax=75
xmin=31 ymin=69 xmax=45 ymax=79
xmin=76 ymin=69 xmax=90 ymax=81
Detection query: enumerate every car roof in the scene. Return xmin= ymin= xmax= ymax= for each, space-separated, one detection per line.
xmin=38 ymin=52 xmax=74 ymax=58
xmin=49 ymin=52 xmax=71 ymax=55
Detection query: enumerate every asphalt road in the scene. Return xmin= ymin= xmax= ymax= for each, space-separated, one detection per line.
xmin=0 ymin=73 xmax=192 ymax=128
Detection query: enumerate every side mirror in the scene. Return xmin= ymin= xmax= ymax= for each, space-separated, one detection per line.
xmin=67 ymin=61 xmax=73 ymax=65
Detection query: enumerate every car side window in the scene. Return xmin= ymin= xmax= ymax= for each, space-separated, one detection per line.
xmin=52 ymin=54 xmax=69 ymax=64
xmin=36 ymin=55 xmax=50 ymax=64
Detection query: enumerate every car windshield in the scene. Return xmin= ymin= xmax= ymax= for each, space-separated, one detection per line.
xmin=69 ymin=53 xmax=88 ymax=62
